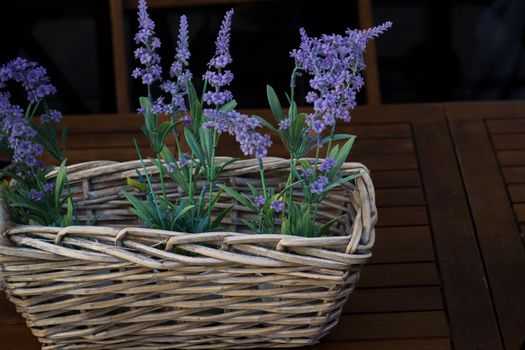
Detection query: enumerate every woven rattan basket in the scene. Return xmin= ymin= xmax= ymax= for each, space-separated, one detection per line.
xmin=0 ymin=157 xmax=377 ymax=349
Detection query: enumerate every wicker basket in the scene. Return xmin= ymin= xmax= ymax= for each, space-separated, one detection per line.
xmin=0 ymin=158 xmax=377 ymax=349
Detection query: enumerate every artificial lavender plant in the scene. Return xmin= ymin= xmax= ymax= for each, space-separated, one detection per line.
xmin=0 ymin=58 xmax=74 ymax=226
xmin=125 ymin=0 xmax=390 ymax=237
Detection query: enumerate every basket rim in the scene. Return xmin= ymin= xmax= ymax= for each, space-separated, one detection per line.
xmin=1 ymin=158 xmax=377 ymax=255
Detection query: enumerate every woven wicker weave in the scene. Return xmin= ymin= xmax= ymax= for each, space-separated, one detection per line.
xmin=0 ymin=158 xmax=377 ymax=349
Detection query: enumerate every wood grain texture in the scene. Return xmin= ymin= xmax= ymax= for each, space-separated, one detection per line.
xmin=414 ymin=120 xmax=504 ymax=350
xmin=447 ymin=102 xmax=525 ymax=349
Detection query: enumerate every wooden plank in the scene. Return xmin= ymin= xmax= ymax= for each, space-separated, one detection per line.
xmin=0 ymin=294 xmax=24 ymax=324
xmin=310 ymin=338 xmax=451 ymax=350
xmin=371 ymin=170 xmax=421 ymax=188
xmin=502 ymin=166 xmax=525 ymax=184
xmin=0 ymin=323 xmax=40 ymax=350
xmin=351 ymin=138 xmax=414 ymax=154
xmin=414 ymin=120 xmax=504 ymax=349
xmin=345 ymin=287 xmax=443 ymax=313
xmin=508 ymin=184 xmax=525 ymax=203
xmin=350 ymin=153 xmax=418 ymax=171
xmin=446 ymin=112 xmax=525 ymax=349
xmin=513 ymin=203 xmax=525 ymax=222
xmin=123 ymin=0 xmax=267 ymax=9
xmin=341 ymin=123 xmax=411 ymax=139
xmin=359 ymin=263 xmax=440 ymax=288
xmin=327 ymin=311 xmax=449 ymax=341
xmin=497 ymin=150 xmax=525 ymax=166
xmin=375 ymin=187 xmax=425 ymax=206
xmin=490 ymin=134 xmax=525 ymax=150
xmin=372 ymin=226 xmax=435 ymax=263
xmin=486 ymin=118 xmax=525 ymax=133
xmin=109 ymin=0 xmax=130 ymax=113
xmin=357 ymin=0 xmax=381 ymax=105
xmin=376 ymin=206 xmax=428 ymax=227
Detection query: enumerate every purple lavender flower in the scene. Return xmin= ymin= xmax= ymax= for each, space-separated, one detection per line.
xmin=178 ymin=153 xmax=189 ymax=167
xmin=302 ymin=167 xmax=314 ymax=178
xmin=278 ymin=118 xmax=290 ymax=130
xmin=40 ymin=109 xmax=62 ymax=124
xmin=310 ymin=175 xmax=329 ymax=194
xmin=0 ymin=58 xmax=57 ymax=103
xmin=151 ymin=96 xmax=174 ymax=115
xmin=160 ymin=15 xmax=192 ymax=114
xmin=254 ymin=195 xmax=266 ymax=208
xmin=43 ymin=183 xmax=55 ymax=192
xmin=203 ymin=109 xmax=272 ymax=158
xmin=0 ymin=92 xmax=44 ymax=168
xmin=319 ymin=158 xmax=336 ymax=173
xmin=166 ymin=161 xmax=176 ymax=174
xmin=291 ymin=22 xmax=391 ymax=133
xmin=28 ymin=189 xmax=44 ymax=202
xmin=203 ymin=9 xmax=235 ymax=107
xmin=270 ymin=199 xmax=283 ymax=213
xmin=132 ymin=0 xmax=163 ymax=86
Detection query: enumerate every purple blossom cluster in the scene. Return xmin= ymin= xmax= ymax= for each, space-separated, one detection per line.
xmin=318 ymin=158 xmax=336 ymax=173
xmin=290 ymin=22 xmax=391 ymax=134
xmin=43 ymin=183 xmax=55 ymax=192
xmin=132 ymin=0 xmax=162 ymax=85
xmin=310 ymin=175 xmax=329 ymax=194
xmin=28 ymin=189 xmax=44 ymax=202
xmin=270 ymin=199 xmax=283 ymax=212
xmin=40 ymin=109 xmax=62 ymax=124
xmin=159 ymin=15 xmax=192 ymax=114
xmin=0 ymin=92 xmax=43 ymax=168
xmin=0 ymin=57 xmax=56 ymax=104
xmin=254 ymin=195 xmax=266 ymax=207
xmin=203 ymin=10 xmax=235 ymax=107
xmin=203 ymin=109 xmax=272 ymax=158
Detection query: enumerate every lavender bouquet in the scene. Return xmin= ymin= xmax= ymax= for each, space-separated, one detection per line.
xmin=0 ymin=58 xmax=75 ymax=226
xmin=125 ymin=0 xmax=390 ymax=236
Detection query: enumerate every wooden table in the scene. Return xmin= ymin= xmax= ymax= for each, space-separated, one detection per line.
xmin=1 ymin=102 xmax=524 ymax=350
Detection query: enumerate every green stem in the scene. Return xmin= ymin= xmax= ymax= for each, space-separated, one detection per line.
xmin=257 ymin=158 xmax=267 ymax=234
xmin=157 ymin=153 xmax=167 ymax=200
xmin=326 ymin=122 xmax=337 ymax=157
xmin=134 ymin=139 xmax=162 ymax=225
xmin=171 ymin=116 xmax=182 ymax=158
xmin=207 ymin=129 xmax=219 ymax=224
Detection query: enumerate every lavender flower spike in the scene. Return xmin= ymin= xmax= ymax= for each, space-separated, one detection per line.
xmin=291 ymin=22 xmax=391 ymax=134
xmin=203 ymin=9 xmax=235 ymax=107
xmin=132 ymin=0 xmax=162 ymax=86
xmin=160 ymin=15 xmax=193 ymax=114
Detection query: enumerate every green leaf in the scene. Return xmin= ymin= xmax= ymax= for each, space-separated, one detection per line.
xmin=288 ymin=101 xmax=297 ymax=120
xmin=212 ymin=205 xmax=233 ymax=228
xmin=328 ymin=136 xmax=356 ymax=178
xmin=54 ymin=160 xmax=68 ymax=206
xmin=219 ymin=100 xmax=237 ymax=113
xmin=217 ymin=184 xmax=257 ymax=212
xmin=242 ymin=219 xmax=259 ymax=232
xmin=266 ymin=85 xmax=284 ymax=122
xmin=199 ymin=127 xmax=212 ymax=161
xmin=217 ymin=157 xmax=238 ymax=174
xmin=63 ymin=198 xmax=74 ymax=227
xmin=253 ymin=115 xmax=278 ymax=133
xmin=318 ymin=214 xmax=347 ymax=236
xmin=321 ymin=134 xmax=355 ymax=145
xmin=122 ymin=191 xmax=156 ymax=224
xmin=127 ymin=177 xmax=147 ymax=192
xmin=173 ymin=204 xmax=196 ymax=222
xmin=324 ymin=171 xmax=366 ymax=192
xmin=184 ymin=128 xmax=205 ymax=164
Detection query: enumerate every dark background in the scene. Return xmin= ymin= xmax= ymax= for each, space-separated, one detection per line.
xmin=1 ymin=0 xmax=524 ymax=114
